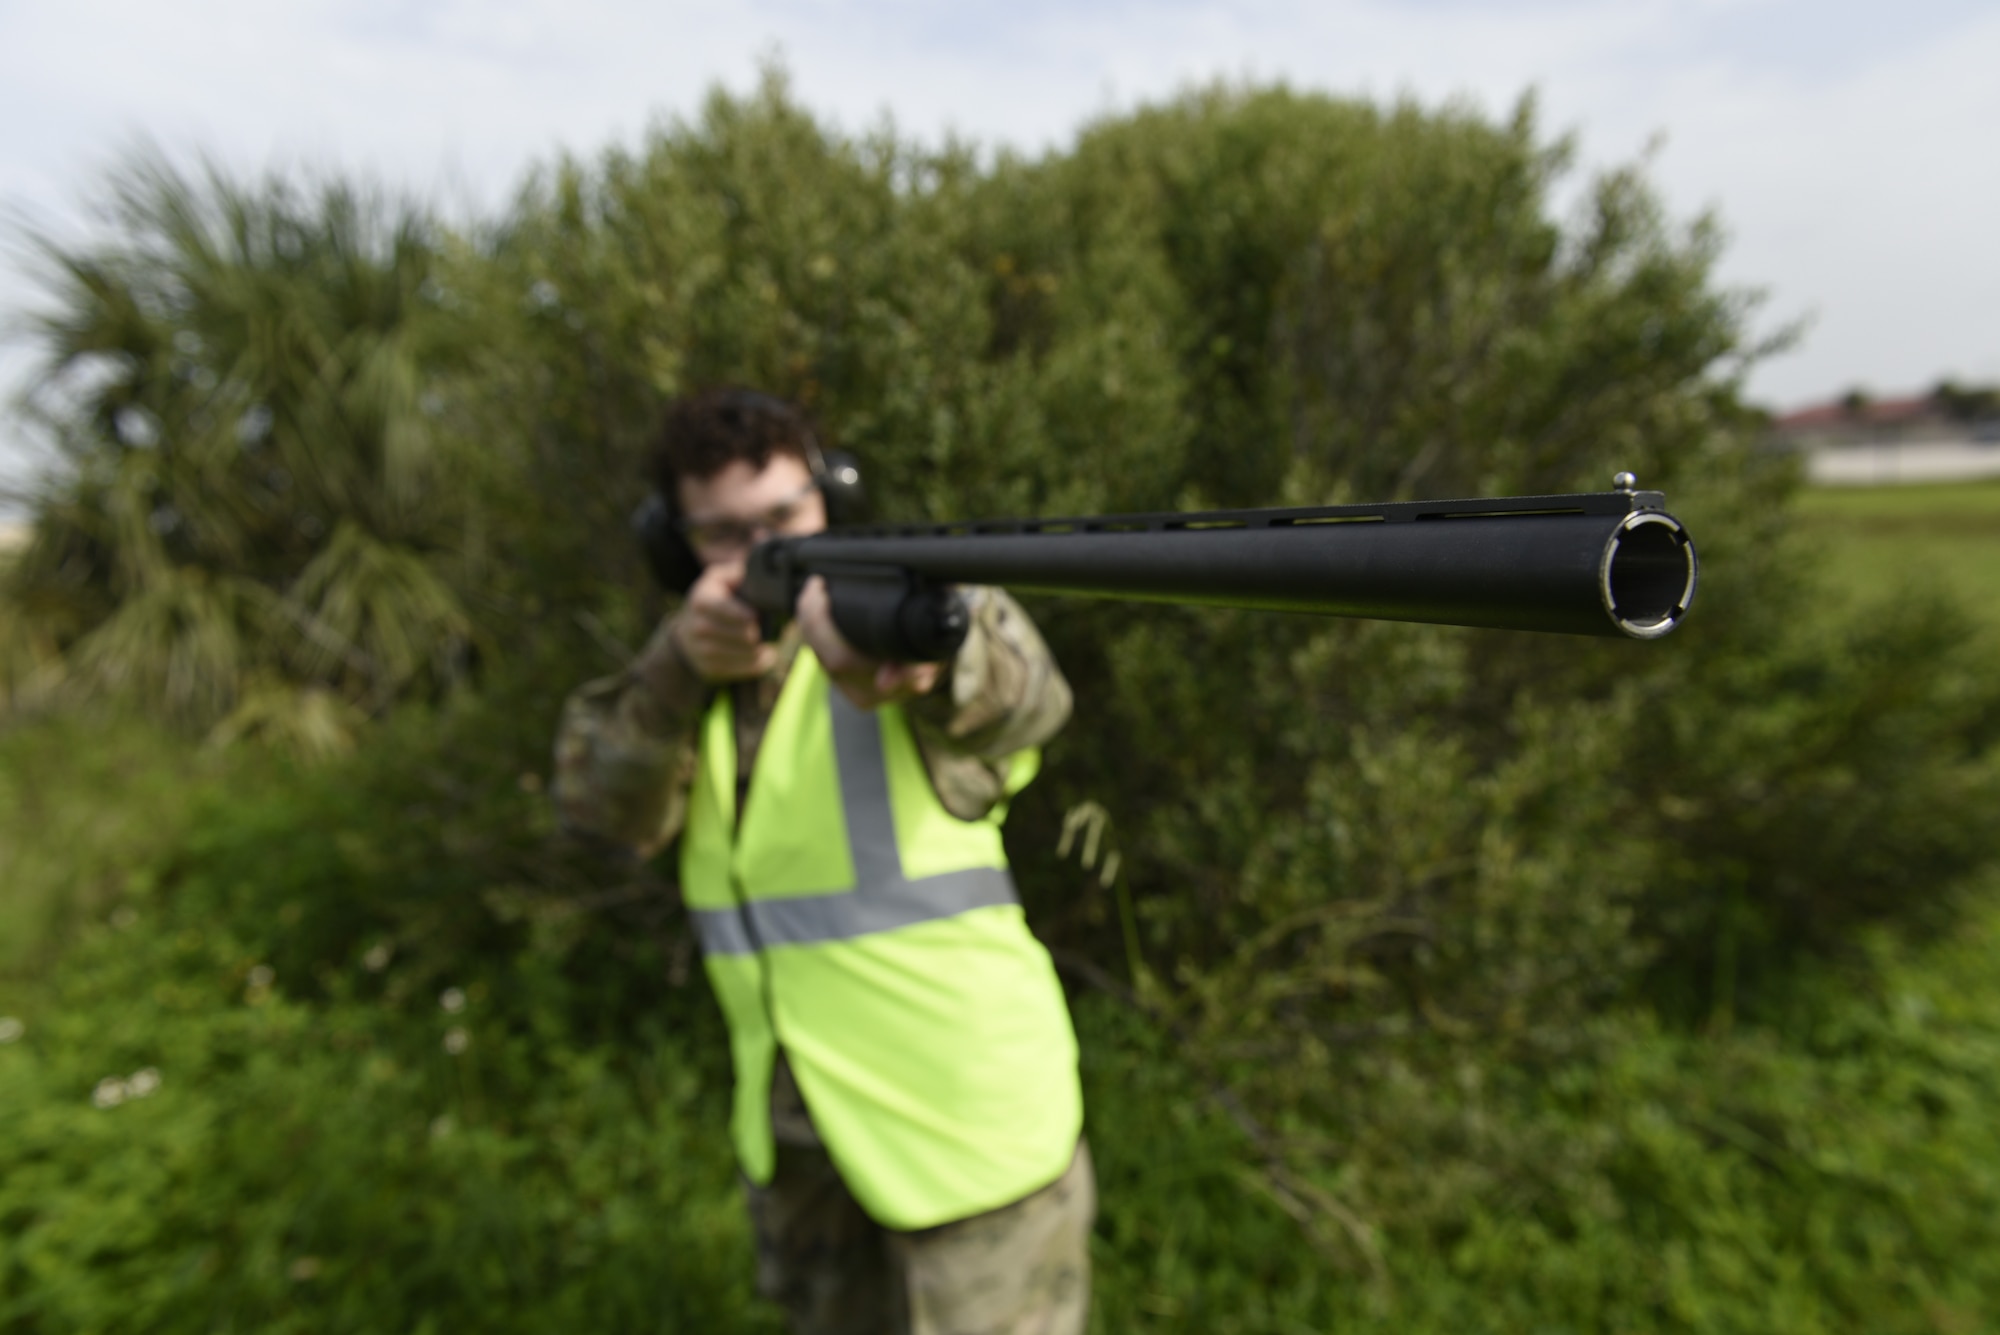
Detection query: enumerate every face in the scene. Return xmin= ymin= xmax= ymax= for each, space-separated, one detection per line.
xmin=677 ymin=453 xmax=827 ymax=564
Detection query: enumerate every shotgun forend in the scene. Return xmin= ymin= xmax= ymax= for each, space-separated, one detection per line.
xmin=739 ymin=479 xmax=1697 ymax=662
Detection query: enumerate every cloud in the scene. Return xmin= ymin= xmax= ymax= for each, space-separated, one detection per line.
xmin=2 ymin=0 xmax=1996 ymax=496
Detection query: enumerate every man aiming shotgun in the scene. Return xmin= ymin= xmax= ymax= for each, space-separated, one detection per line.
xmin=555 ymin=389 xmax=1092 ymax=1334
xmin=553 ymin=387 xmax=1696 ymax=1334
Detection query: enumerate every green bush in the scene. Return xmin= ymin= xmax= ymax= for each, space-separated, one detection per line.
xmin=1 ymin=925 xmax=766 ymax=1332
xmin=1080 ymin=882 xmax=2000 ymax=1334
xmin=3 ymin=160 xmax=486 ymax=741
xmin=7 ymin=702 xmax=1997 ymax=1332
xmin=0 ymin=711 xmax=272 ymax=977
xmin=7 ymin=70 xmax=2000 ymax=1331
xmin=0 ymin=692 xmax=768 ymax=1332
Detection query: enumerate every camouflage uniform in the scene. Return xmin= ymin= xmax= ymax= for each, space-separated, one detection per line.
xmin=746 ymin=1055 xmax=1094 ymax=1335
xmin=553 ymin=587 xmax=1093 ymax=1335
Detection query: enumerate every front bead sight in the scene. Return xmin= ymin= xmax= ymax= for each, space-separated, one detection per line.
xmin=1601 ymin=510 xmax=1697 ymax=638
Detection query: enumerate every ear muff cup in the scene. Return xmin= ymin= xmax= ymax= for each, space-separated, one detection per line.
xmin=817 ymin=449 xmax=867 ymax=527
xmin=631 ymin=491 xmax=704 ymax=595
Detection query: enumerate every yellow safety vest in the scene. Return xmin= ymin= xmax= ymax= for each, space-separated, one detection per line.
xmin=680 ymin=650 xmax=1082 ymax=1230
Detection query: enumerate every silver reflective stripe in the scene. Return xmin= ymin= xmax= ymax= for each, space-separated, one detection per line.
xmin=691 ymin=688 xmax=1019 ymax=957
xmin=829 ymin=686 xmax=907 ymax=889
xmin=692 ymin=865 xmax=1017 ymax=955
xmin=692 ymin=907 xmax=757 ymax=957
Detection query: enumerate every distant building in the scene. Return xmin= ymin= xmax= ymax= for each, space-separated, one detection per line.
xmin=1771 ymin=387 xmax=2000 ymax=485
xmin=1776 ymin=393 xmax=1999 ymax=447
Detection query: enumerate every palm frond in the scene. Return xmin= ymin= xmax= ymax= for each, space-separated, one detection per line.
xmin=11 ymin=148 xmax=476 ymax=734
xmin=66 ymin=564 xmax=279 ymax=721
xmin=284 ymin=521 xmax=471 ymax=705
xmin=205 ymin=674 xmax=364 ymax=761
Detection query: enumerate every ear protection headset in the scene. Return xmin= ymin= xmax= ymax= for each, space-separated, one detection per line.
xmin=631 ymin=390 xmax=866 ymax=595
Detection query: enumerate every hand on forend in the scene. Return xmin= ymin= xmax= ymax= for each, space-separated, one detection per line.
xmin=796 ymin=575 xmax=943 ymax=711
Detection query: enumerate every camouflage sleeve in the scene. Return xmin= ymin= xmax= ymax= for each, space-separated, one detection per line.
xmin=551 ymin=615 xmax=707 ymax=859
xmin=906 ymin=586 xmax=1072 ymax=821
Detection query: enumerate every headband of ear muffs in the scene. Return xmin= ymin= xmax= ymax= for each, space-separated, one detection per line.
xmin=631 ymin=393 xmax=866 ymax=595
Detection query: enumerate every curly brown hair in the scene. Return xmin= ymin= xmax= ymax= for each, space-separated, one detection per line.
xmin=647 ymin=388 xmax=819 ymax=496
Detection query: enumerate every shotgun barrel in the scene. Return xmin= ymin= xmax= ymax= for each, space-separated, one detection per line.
xmin=739 ymin=479 xmax=1697 ymax=662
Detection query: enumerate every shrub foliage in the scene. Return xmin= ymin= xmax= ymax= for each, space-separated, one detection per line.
xmin=5 ymin=72 xmax=2000 ymax=1331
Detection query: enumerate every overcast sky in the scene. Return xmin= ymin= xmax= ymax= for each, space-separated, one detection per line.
xmin=4 ymin=0 xmax=1997 ymax=493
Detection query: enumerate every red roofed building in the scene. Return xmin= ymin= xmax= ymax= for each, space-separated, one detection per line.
xmin=1771 ymin=385 xmax=2000 ymax=484
xmin=1773 ymin=386 xmax=2000 ymax=450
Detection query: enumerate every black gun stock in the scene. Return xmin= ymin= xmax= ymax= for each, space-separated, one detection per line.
xmin=740 ymin=482 xmax=1697 ymax=662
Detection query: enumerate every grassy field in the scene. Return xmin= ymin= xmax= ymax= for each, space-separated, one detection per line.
xmin=1793 ymin=477 xmax=2000 ymax=620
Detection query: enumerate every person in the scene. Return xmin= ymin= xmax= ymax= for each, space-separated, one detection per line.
xmin=552 ymin=388 xmax=1093 ymax=1334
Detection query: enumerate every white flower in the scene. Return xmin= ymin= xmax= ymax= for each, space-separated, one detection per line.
xmin=92 ymin=1078 xmax=128 ymax=1109
xmin=0 ymin=1017 xmax=23 ymax=1044
xmin=127 ymin=1067 xmax=162 ymax=1098
xmin=247 ymin=964 xmax=275 ymax=989
xmin=287 ymin=1256 xmax=322 ymax=1281
xmin=429 ymin=1114 xmax=455 ymax=1139
xmin=438 ymin=987 xmax=465 ymax=1013
xmin=362 ymin=942 xmax=394 ymax=972
xmin=442 ymin=1026 xmax=469 ymax=1055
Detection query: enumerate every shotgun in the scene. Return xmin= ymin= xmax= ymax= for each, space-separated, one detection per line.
xmin=735 ymin=473 xmax=1697 ymax=662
